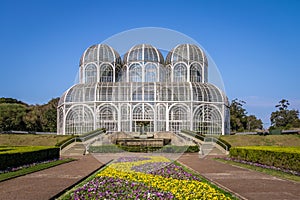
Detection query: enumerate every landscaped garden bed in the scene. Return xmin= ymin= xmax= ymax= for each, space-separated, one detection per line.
xmin=229 ymin=146 xmax=300 ymax=172
xmin=0 ymin=146 xmax=60 ymax=171
xmin=59 ymin=156 xmax=236 ymax=199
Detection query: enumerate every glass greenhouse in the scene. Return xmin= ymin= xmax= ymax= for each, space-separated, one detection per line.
xmin=57 ymin=44 xmax=230 ymax=135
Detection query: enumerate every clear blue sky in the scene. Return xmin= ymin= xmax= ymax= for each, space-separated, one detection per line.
xmin=1 ymin=0 xmax=300 ymax=127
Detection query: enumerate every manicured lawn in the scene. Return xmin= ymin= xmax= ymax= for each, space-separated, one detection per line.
xmin=59 ymin=156 xmax=237 ymax=200
xmin=0 ymin=134 xmax=74 ymax=146
xmin=220 ymin=134 xmax=300 ymax=147
xmin=0 ymin=158 xmax=74 ymax=182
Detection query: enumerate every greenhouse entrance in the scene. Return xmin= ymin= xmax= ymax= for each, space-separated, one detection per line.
xmin=132 ymin=104 xmax=154 ymax=133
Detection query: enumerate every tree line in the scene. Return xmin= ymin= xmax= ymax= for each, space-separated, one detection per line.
xmin=230 ymin=98 xmax=300 ymax=132
xmin=0 ymin=97 xmax=299 ymax=133
xmin=0 ymin=97 xmax=59 ymax=132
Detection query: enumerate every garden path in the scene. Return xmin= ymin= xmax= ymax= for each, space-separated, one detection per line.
xmin=0 ymin=153 xmax=299 ymax=200
xmin=0 ymin=155 xmax=102 ymax=200
xmin=178 ymin=153 xmax=300 ymax=200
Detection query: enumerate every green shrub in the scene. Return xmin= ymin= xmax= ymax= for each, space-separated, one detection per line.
xmin=88 ymin=145 xmax=123 ymax=153
xmin=0 ymin=146 xmax=60 ymax=170
xmin=88 ymin=145 xmax=199 ymax=153
xmin=230 ymin=146 xmax=300 ymax=172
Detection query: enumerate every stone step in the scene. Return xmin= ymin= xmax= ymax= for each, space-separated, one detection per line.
xmin=200 ymin=143 xmax=226 ymax=156
xmin=61 ymin=142 xmax=86 ymax=156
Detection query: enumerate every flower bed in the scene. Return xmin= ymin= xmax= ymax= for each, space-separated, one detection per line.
xmin=63 ymin=156 xmax=234 ymax=200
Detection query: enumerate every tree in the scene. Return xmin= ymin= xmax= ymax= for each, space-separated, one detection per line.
xmin=270 ymin=99 xmax=300 ymax=130
xmin=230 ymin=99 xmax=247 ymax=132
xmin=23 ymin=106 xmax=43 ymax=131
xmin=0 ymin=103 xmax=28 ymax=131
xmin=0 ymin=97 xmax=28 ymax=106
xmin=0 ymin=97 xmax=59 ymax=132
xmin=275 ymin=99 xmax=290 ymax=111
xmin=246 ymin=115 xmax=263 ymax=130
xmin=230 ymin=98 xmax=263 ymax=132
xmin=40 ymin=98 xmax=59 ymax=132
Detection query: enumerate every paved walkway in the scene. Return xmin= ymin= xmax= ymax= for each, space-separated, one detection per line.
xmin=0 ymin=153 xmax=299 ymax=200
xmin=0 ymin=155 xmax=102 ymax=200
xmin=178 ymin=153 xmax=300 ymax=200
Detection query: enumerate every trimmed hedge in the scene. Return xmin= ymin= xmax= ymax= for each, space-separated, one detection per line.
xmin=0 ymin=146 xmax=60 ymax=171
xmin=88 ymin=145 xmax=123 ymax=153
xmin=88 ymin=145 xmax=199 ymax=153
xmin=230 ymin=146 xmax=300 ymax=172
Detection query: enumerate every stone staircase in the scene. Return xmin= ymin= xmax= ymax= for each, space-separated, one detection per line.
xmin=60 ymin=142 xmax=86 ymax=157
xmin=199 ymin=142 xmax=227 ymax=156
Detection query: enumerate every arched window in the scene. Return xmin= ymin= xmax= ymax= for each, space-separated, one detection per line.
xmin=65 ymin=105 xmax=94 ymax=135
xmin=190 ymin=63 xmax=202 ymax=82
xmin=99 ymin=64 xmax=113 ymax=82
xmin=132 ymin=104 xmax=154 ymax=132
xmin=173 ymin=63 xmax=187 ymax=82
xmin=129 ymin=63 xmax=142 ymax=82
xmin=169 ymin=105 xmax=189 ymax=132
xmin=145 ymin=64 xmax=157 ymax=82
xmin=96 ymin=105 xmax=118 ymax=133
xmin=193 ymin=105 xmax=222 ymax=135
xmin=85 ymin=64 xmax=97 ymax=83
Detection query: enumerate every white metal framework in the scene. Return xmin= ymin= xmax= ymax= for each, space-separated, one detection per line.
xmin=58 ymin=44 xmax=230 ymax=135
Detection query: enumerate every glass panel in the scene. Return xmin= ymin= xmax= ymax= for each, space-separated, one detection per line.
xmin=100 ymin=64 xmax=113 ymax=82
xmin=190 ymin=63 xmax=202 ymax=82
xmin=145 ymin=64 xmax=157 ymax=82
xmin=129 ymin=63 xmax=142 ymax=82
xmin=85 ymin=64 xmax=97 ymax=83
xmin=173 ymin=63 xmax=187 ymax=82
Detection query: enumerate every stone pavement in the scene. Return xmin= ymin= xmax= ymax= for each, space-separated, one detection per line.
xmin=178 ymin=153 xmax=300 ymax=200
xmin=0 ymin=155 xmax=102 ymax=200
xmin=0 ymin=153 xmax=299 ymax=200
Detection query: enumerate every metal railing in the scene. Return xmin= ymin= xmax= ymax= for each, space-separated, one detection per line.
xmin=180 ymin=130 xmax=230 ymax=152
xmin=59 ymin=129 xmax=105 ymax=152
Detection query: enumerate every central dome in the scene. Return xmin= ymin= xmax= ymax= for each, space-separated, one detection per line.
xmin=123 ymin=44 xmax=164 ymax=64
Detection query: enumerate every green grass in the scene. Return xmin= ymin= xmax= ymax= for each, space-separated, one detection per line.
xmin=0 ymin=134 xmax=74 ymax=146
xmin=0 ymin=158 xmax=74 ymax=182
xmin=215 ymin=158 xmax=300 ymax=182
xmin=220 ymin=135 xmax=300 ymax=147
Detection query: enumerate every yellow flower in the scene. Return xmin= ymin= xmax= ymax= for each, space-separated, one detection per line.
xmin=96 ymin=156 xmax=232 ymax=200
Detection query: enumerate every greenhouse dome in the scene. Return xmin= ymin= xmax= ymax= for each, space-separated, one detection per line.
xmin=58 ymin=43 xmax=230 ymax=135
